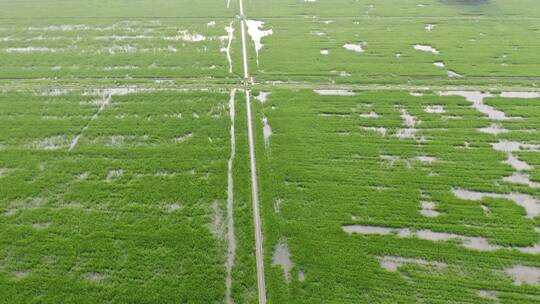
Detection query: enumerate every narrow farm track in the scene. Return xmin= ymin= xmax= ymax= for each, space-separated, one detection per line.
xmin=68 ymin=93 xmax=111 ymax=151
xmin=226 ymin=89 xmax=237 ymax=304
xmin=238 ymin=0 xmax=268 ymax=303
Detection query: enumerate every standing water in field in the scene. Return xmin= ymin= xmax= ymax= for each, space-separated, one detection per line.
xmin=246 ymin=20 xmax=273 ymax=65
xmin=262 ymin=117 xmax=272 ymax=146
xmin=272 ymin=241 xmax=293 ymax=283
xmin=224 ymin=22 xmax=234 ymax=73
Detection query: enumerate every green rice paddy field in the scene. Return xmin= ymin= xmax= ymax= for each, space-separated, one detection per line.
xmin=0 ymin=0 xmax=539 ymax=303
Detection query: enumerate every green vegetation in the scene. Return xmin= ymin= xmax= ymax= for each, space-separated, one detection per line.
xmin=1 ymin=0 xmax=539 ymax=303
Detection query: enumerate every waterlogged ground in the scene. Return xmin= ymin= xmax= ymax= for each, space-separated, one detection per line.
xmin=1 ymin=0 xmax=540 ymax=303
xmin=254 ymin=89 xmax=540 ymax=303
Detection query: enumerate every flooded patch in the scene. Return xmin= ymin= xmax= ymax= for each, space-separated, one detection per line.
xmin=224 ymin=22 xmax=234 ymax=74
xmin=164 ymin=202 xmax=182 ymax=213
xmin=210 ymin=201 xmax=225 ymax=239
xmin=433 ymin=61 xmax=445 ymax=68
xmin=32 ymin=135 xmax=70 ymax=150
xmin=262 ymin=117 xmax=272 ymax=146
xmin=500 ymin=92 xmax=540 ymax=99
xmin=361 ymin=127 xmax=387 ymax=136
xmin=343 ymin=225 xmax=498 ymax=251
xmin=342 ymin=225 xmax=393 ymax=235
xmin=447 ymin=70 xmax=463 ymax=78
xmin=246 ymin=20 xmax=273 ymax=65
xmin=438 ymin=91 xmax=509 ymax=120
xmin=14 ymin=270 xmax=31 ymax=279
xmin=503 ymin=173 xmax=540 ymax=188
xmin=425 ymin=24 xmax=436 ymax=31
xmin=504 ymin=265 xmax=540 ymax=285
xmin=479 ymin=123 xmax=509 ymax=135
xmin=359 ymin=112 xmax=380 ymax=118
xmin=106 ymin=170 xmax=123 ymax=182
xmin=166 ymin=30 xmax=206 ymax=42
xmin=174 ymin=132 xmax=193 ymax=143
xmin=424 ymin=105 xmax=445 ymax=113
xmin=314 ymin=89 xmax=355 ymax=96
xmin=298 ymin=270 xmax=306 ymax=281
xmin=343 ymin=43 xmax=365 ymax=53
xmin=5 ymin=47 xmax=59 ymax=53
xmin=414 ymin=44 xmax=439 ymax=54
xmin=453 ymin=188 xmax=540 ymax=218
xmin=32 ymin=222 xmax=51 ymax=229
xmin=83 ymin=272 xmax=106 ymax=283
xmin=492 ymin=140 xmax=540 ymax=153
xmin=396 ymin=108 xmax=420 ymax=140
xmin=420 ymin=201 xmax=440 ymax=217
xmin=272 ymin=240 xmax=293 ymax=283
xmin=415 ymin=156 xmax=437 ymax=163
xmin=256 ymin=91 xmax=270 ymax=103
xmin=379 ymin=256 xmax=446 ymax=272
xmin=477 ymin=290 xmax=499 ymax=301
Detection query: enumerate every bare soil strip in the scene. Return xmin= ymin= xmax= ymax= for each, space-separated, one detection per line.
xmin=226 ymin=89 xmax=237 ymax=304
xmin=238 ymin=0 xmax=267 ymax=302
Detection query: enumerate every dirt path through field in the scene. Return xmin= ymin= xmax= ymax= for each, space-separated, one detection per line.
xmin=238 ymin=0 xmax=267 ymax=303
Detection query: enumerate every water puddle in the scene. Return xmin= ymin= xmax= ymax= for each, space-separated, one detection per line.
xmin=379 ymin=256 xmax=446 ymax=272
xmin=166 ymin=30 xmax=206 ymax=42
xmin=434 ymin=61 xmax=445 ymax=68
xmin=504 ymin=265 xmax=540 ymax=285
xmin=414 ymin=44 xmax=439 ymax=54
xmin=420 ymin=201 xmax=440 ymax=217
xmin=314 ymin=89 xmax=355 ymax=96
xmin=342 ymin=225 xmax=393 ymax=235
xmin=298 ymin=270 xmax=306 ymax=281
xmin=396 ymin=108 xmax=420 ymax=140
xmin=343 ymin=225 xmax=499 ymax=251
xmin=256 ymin=91 xmax=270 ymax=103
xmin=492 ymin=140 xmax=540 ymax=153
xmin=359 ymin=112 xmax=380 ymax=118
xmin=210 ymin=201 xmax=225 ymax=239
xmin=424 ymin=105 xmax=445 ymax=113
xmin=503 ymin=173 xmax=540 ymax=188
xmin=262 ymin=117 xmax=272 ymax=146
xmin=438 ymin=91 xmax=509 ymax=120
xmin=246 ymin=20 xmax=273 ymax=65
xmin=224 ymin=22 xmax=234 ymax=73
xmin=33 ymin=135 xmax=71 ymax=150
xmin=415 ymin=156 xmax=437 ymax=163
xmin=106 ymin=169 xmax=123 ymax=182
xmin=272 ymin=241 xmax=293 ymax=283
xmin=5 ymin=47 xmax=59 ymax=53
xmin=174 ymin=132 xmax=193 ymax=143
xmin=479 ymin=123 xmax=509 ymax=135
xmin=343 ymin=43 xmax=365 ymax=53
xmin=500 ymin=92 xmax=540 ymax=99
xmin=453 ymin=188 xmax=540 ymax=218
xmin=361 ymin=127 xmax=387 ymax=136
xmin=477 ymin=290 xmax=499 ymax=302
xmin=447 ymin=70 xmax=463 ymax=78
